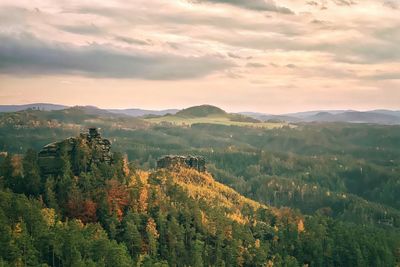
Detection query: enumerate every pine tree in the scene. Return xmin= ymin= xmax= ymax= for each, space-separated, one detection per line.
xmin=1 ymin=154 xmax=14 ymax=190
xmin=22 ymin=149 xmax=41 ymax=196
xmin=13 ymin=220 xmax=39 ymax=266
xmin=44 ymin=176 xmax=59 ymax=210
xmin=192 ymin=239 xmax=204 ymax=267
xmin=56 ymin=145 xmax=74 ymax=208
xmin=123 ymin=221 xmax=141 ymax=258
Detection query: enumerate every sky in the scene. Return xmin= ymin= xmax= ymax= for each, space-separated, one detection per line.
xmin=0 ymin=0 xmax=399 ymax=113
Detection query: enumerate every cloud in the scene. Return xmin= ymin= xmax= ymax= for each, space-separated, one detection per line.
xmin=0 ymin=6 xmax=34 ymax=26
xmin=246 ymin=62 xmax=266 ymax=68
xmin=306 ymin=1 xmax=320 ymax=6
xmin=200 ymin=24 xmax=400 ymax=65
xmin=286 ymin=64 xmax=297 ymax=68
xmin=114 ymin=36 xmax=152 ymax=46
xmin=70 ymin=5 xmax=297 ymax=35
xmin=306 ymin=0 xmax=357 ymax=9
xmin=364 ymin=72 xmax=400 ymax=80
xmin=331 ymin=41 xmax=400 ymax=64
xmin=332 ymin=0 xmax=357 ymax=6
xmin=383 ymin=1 xmax=399 ymax=9
xmin=306 ymin=0 xmax=328 ymax=9
xmin=0 ymin=33 xmax=232 ymax=80
xmin=228 ymin=52 xmax=243 ymax=59
xmin=56 ymin=23 xmax=104 ymax=35
xmin=188 ymin=0 xmax=294 ymax=14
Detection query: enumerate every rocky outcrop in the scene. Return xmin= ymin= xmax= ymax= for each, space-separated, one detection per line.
xmin=38 ymin=128 xmax=113 ymax=176
xmin=157 ymin=155 xmax=206 ymax=172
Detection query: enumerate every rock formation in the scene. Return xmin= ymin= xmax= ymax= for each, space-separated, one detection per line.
xmin=38 ymin=128 xmax=113 ymax=176
xmin=157 ymin=155 xmax=206 ymax=172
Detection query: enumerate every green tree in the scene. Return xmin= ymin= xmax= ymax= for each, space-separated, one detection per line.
xmin=1 ymin=154 xmax=15 ymax=190
xmin=122 ymin=221 xmax=141 ymax=258
xmin=22 ymin=149 xmax=41 ymax=196
xmin=192 ymin=239 xmax=204 ymax=267
xmin=44 ymin=176 xmax=59 ymax=211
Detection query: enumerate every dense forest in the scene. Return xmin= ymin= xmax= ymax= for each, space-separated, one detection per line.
xmin=0 ymin=107 xmax=400 ymax=266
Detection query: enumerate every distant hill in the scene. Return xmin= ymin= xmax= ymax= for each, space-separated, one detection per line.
xmin=0 ymin=104 xmax=180 ymax=117
xmin=284 ymin=110 xmax=352 ymax=118
xmin=242 ymin=109 xmax=400 ymax=125
xmin=0 ymin=106 xmax=149 ymax=130
xmin=0 ymin=103 xmax=68 ymax=112
xmin=239 ymin=112 xmax=300 ymax=123
xmin=108 ymin=108 xmax=179 ymax=117
xmin=69 ymin=105 xmax=119 ymax=116
xmin=369 ymin=109 xmax=400 ymax=117
xmin=146 ymin=105 xmax=269 ymax=127
xmin=304 ymin=111 xmax=400 ymax=124
xmin=176 ymin=105 xmax=226 ymax=117
xmin=2 ymin=103 xmax=399 ymax=124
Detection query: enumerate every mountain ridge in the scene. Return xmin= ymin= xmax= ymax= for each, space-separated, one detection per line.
xmin=1 ymin=103 xmax=400 ymax=124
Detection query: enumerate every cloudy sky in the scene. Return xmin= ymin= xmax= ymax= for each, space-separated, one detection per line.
xmin=0 ymin=0 xmax=399 ymax=113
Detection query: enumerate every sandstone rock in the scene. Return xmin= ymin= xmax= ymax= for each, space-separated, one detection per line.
xmin=157 ymin=155 xmax=206 ymax=172
xmin=38 ymin=128 xmax=113 ymax=176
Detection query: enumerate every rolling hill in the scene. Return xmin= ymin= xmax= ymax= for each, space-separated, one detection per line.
xmin=2 ymin=103 xmax=400 ymax=125
xmin=108 ymin=108 xmax=179 ymax=117
xmin=304 ymin=111 xmax=400 ymax=124
xmin=243 ymin=110 xmax=400 ymax=125
xmin=0 ymin=103 xmax=68 ymax=112
xmin=0 ymin=104 xmax=179 ymax=118
xmin=175 ymin=105 xmax=227 ymax=117
xmin=145 ymin=105 xmax=283 ymax=128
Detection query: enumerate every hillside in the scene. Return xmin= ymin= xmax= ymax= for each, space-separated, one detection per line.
xmin=0 ymin=131 xmax=306 ymax=266
xmin=1 ymin=110 xmax=400 ymax=265
xmin=1 ymin=130 xmax=399 ymax=266
xmin=176 ymin=105 xmax=227 ymax=117
xmin=146 ymin=105 xmax=277 ymax=127
xmin=0 ymin=106 xmax=149 ymax=130
xmin=1 ymin=109 xmax=400 ymax=219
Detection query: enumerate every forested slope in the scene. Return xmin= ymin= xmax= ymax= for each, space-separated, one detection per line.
xmin=0 ymin=109 xmax=400 ymax=266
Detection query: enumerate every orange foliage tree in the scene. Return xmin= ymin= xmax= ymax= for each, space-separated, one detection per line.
xmin=106 ymin=179 xmax=130 ymax=221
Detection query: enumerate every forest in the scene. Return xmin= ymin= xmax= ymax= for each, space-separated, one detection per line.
xmin=0 ymin=108 xmax=400 ymax=266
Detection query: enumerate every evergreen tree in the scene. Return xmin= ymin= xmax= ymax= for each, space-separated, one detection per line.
xmin=22 ymin=149 xmax=41 ymax=196
xmin=192 ymin=239 xmax=204 ymax=267
xmin=44 ymin=175 xmax=59 ymax=211
xmin=1 ymin=154 xmax=15 ymax=190
xmin=122 ymin=220 xmax=141 ymax=258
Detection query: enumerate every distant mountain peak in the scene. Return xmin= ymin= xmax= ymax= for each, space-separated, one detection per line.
xmin=176 ymin=105 xmax=226 ymax=117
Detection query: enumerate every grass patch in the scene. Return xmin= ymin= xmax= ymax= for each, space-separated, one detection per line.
xmin=145 ymin=114 xmax=287 ymax=128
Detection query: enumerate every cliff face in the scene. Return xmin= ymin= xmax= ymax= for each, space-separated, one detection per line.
xmin=38 ymin=128 xmax=112 ymax=176
xmin=157 ymin=155 xmax=206 ymax=172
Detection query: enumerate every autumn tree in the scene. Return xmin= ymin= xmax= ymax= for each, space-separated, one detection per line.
xmin=146 ymin=217 xmax=159 ymax=257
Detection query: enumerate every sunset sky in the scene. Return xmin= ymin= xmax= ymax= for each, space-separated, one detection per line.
xmin=0 ymin=0 xmax=399 ymax=113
